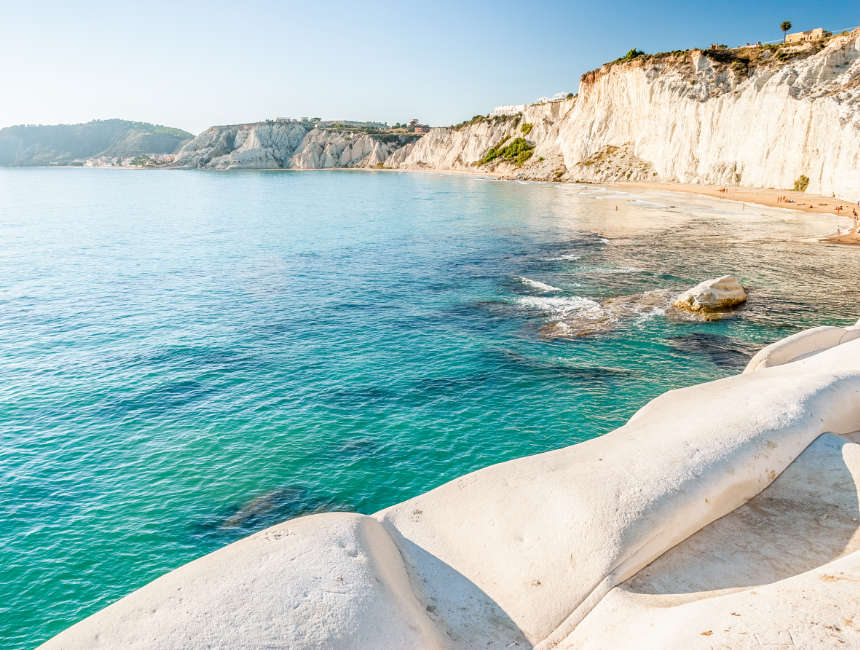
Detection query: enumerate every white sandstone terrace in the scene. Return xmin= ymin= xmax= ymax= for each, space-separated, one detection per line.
xmin=43 ymin=319 xmax=860 ymax=648
xmin=168 ymin=29 xmax=860 ymax=199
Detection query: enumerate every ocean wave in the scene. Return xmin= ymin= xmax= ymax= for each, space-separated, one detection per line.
xmin=577 ymin=189 xmax=630 ymax=199
xmin=629 ymin=199 xmax=668 ymax=209
xmin=517 ymin=276 xmax=562 ymax=293
xmin=579 ymin=265 xmax=645 ymax=275
xmin=516 ymin=295 xmax=604 ymax=319
xmin=530 ymin=289 xmax=673 ymax=339
xmin=545 ymin=252 xmax=581 ymax=261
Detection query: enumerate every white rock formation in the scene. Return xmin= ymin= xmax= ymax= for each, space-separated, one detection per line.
xmin=42 ymin=320 xmax=860 ymax=649
xmin=167 ymin=30 xmax=860 ymax=196
xmin=172 ymin=121 xmax=418 ymax=170
xmin=744 ymin=321 xmax=860 ymax=373
xmin=672 ymin=275 xmax=747 ymax=314
xmin=392 ymin=29 xmax=860 ymax=196
xmin=553 ymin=31 xmax=860 ymax=197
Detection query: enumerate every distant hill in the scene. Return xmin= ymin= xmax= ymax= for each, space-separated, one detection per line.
xmin=0 ymin=119 xmax=193 ymax=166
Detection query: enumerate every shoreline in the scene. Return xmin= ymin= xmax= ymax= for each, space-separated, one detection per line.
xmin=613 ymin=180 xmax=859 ymax=218
xmin=9 ymin=165 xmax=860 ymax=243
xmin=612 ymin=181 xmax=860 ymax=246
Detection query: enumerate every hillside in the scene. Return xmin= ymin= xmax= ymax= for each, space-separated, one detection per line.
xmin=170 ymin=120 xmax=423 ymax=170
xmin=0 ymin=119 xmax=193 ymax=166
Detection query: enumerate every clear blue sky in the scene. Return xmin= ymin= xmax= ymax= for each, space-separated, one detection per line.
xmin=1 ymin=0 xmax=856 ymax=134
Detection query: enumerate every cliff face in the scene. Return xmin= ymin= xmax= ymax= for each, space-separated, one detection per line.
xmin=390 ymin=100 xmax=572 ymax=180
xmin=172 ymin=121 xmax=419 ymax=170
xmin=172 ymin=122 xmax=309 ymax=169
xmin=169 ymin=29 xmax=859 ymax=197
xmin=390 ymin=29 xmax=860 ymax=197
xmin=554 ymin=31 xmax=860 ymax=196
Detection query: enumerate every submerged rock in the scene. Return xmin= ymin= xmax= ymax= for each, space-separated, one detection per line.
xmin=214 ymin=486 xmax=347 ymax=534
xmin=539 ymin=289 xmax=672 ymax=338
xmin=668 ymin=333 xmax=759 ymax=369
xmin=671 ymin=275 xmax=747 ymax=320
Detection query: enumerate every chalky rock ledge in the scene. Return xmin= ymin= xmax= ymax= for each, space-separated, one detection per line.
xmin=44 ymin=322 xmax=860 ymax=649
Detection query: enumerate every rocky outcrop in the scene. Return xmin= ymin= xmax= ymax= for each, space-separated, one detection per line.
xmin=163 ymin=30 xmax=860 ymax=196
xmin=390 ymin=29 xmax=860 ymax=197
xmin=671 ymin=275 xmax=747 ymax=318
xmin=744 ymin=323 xmax=860 ymax=373
xmin=552 ymin=32 xmax=860 ymax=197
xmin=42 ymin=320 xmax=860 ymax=649
xmin=171 ymin=120 xmax=419 ymax=170
xmin=172 ymin=121 xmax=309 ymax=169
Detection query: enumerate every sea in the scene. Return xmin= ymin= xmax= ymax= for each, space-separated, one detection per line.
xmin=1 ymin=168 xmax=858 ymax=647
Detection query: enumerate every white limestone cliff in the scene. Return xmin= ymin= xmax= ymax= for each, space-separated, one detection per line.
xmin=168 ymin=30 xmax=860 ymax=197
xmin=42 ymin=319 xmax=860 ymax=649
xmin=554 ymin=30 xmax=860 ymax=197
xmin=392 ymin=29 xmax=860 ymax=197
xmin=172 ymin=121 xmax=418 ymax=170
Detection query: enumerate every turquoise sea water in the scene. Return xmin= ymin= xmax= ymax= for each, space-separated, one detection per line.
xmin=2 ymin=168 xmax=859 ymax=647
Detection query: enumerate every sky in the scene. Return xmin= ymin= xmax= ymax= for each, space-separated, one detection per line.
xmin=0 ymin=0 xmax=857 ymax=134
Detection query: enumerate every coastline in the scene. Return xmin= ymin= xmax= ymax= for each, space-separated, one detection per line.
xmin=8 ymin=164 xmax=860 ymax=243
xmin=399 ymin=171 xmax=860 ymax=239
xmin=612 ymin=181 xmax=860 ymax=217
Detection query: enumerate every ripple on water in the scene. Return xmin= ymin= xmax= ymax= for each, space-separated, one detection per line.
xmin=2 ymin=169 xmax=860 ymax=649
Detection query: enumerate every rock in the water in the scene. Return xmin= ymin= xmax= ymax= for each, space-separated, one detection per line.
xmin=672 ymin=275 xmax=746 ymax=318
xmin=538 ymin=289 xmax=673 ymax=339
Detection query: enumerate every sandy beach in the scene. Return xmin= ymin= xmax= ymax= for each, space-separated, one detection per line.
xmin=614 ymin=181 xmax=860 ymax=245
xmin=615 ymin=181 xmax=858 ymax=216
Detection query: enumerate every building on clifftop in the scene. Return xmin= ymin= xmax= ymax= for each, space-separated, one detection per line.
xmin=785 ymin=27 xmax=832 ymax=44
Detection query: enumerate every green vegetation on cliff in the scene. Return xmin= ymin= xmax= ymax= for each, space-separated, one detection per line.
xmin=583 ymin=31 xmax=845 ymax=84
xmin=480 ymin=137 xmax=535 ymax=167
xmin=0 ymin=119 xmax=193 ymax=166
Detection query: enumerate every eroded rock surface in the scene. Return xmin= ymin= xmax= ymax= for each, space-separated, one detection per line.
xmin=671 ymin=275 xmax=747 ymax=319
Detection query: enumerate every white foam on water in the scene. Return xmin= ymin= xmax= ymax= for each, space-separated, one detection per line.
xmin=516 ymin=295 xmax=604 ymax=319
xmin=518 ymin=276 xmax=562 ymax=293
xmin=580 ymin=266 xmax=645 ymax=275
xmin=629 ymin=199 xmax=668 ymax=209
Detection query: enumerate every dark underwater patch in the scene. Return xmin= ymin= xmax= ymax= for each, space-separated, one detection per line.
xmin=111 ymin=378 xmax=216 ymax=417
xmin=667 ymin=333 xmax=760 ymax=369
xmin=135 ymin=345 xmax=260 ymax=373
xmin=316 ymin=435 xmax=389 ymax=463
xmin=493 ymin=347 xmax=634 ymax=380
xmin=191 ymin=485 xmax=353 ymax=543
xmin=324 ymin=385 xmax=397 ymax=407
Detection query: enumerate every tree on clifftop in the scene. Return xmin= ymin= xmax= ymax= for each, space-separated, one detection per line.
xmin=781 ymin=21 xmax=792 ymax=42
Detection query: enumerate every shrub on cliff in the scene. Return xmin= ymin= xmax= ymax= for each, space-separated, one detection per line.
xmin=480 ymin=137 xmax=534 ymax=167
xmin=452 ymin=115 xmax=486 ymax=130
xmin=616 ymin=49 xmax=645 ymax=62
xmin=794 ymin=175 xmax=810 ymax=192
xmin=520 ymin=123 xmax=533 ymax=135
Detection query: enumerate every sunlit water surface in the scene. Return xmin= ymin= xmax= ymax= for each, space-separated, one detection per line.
xmin=1 ymin=169 xmax=858 ymax=647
